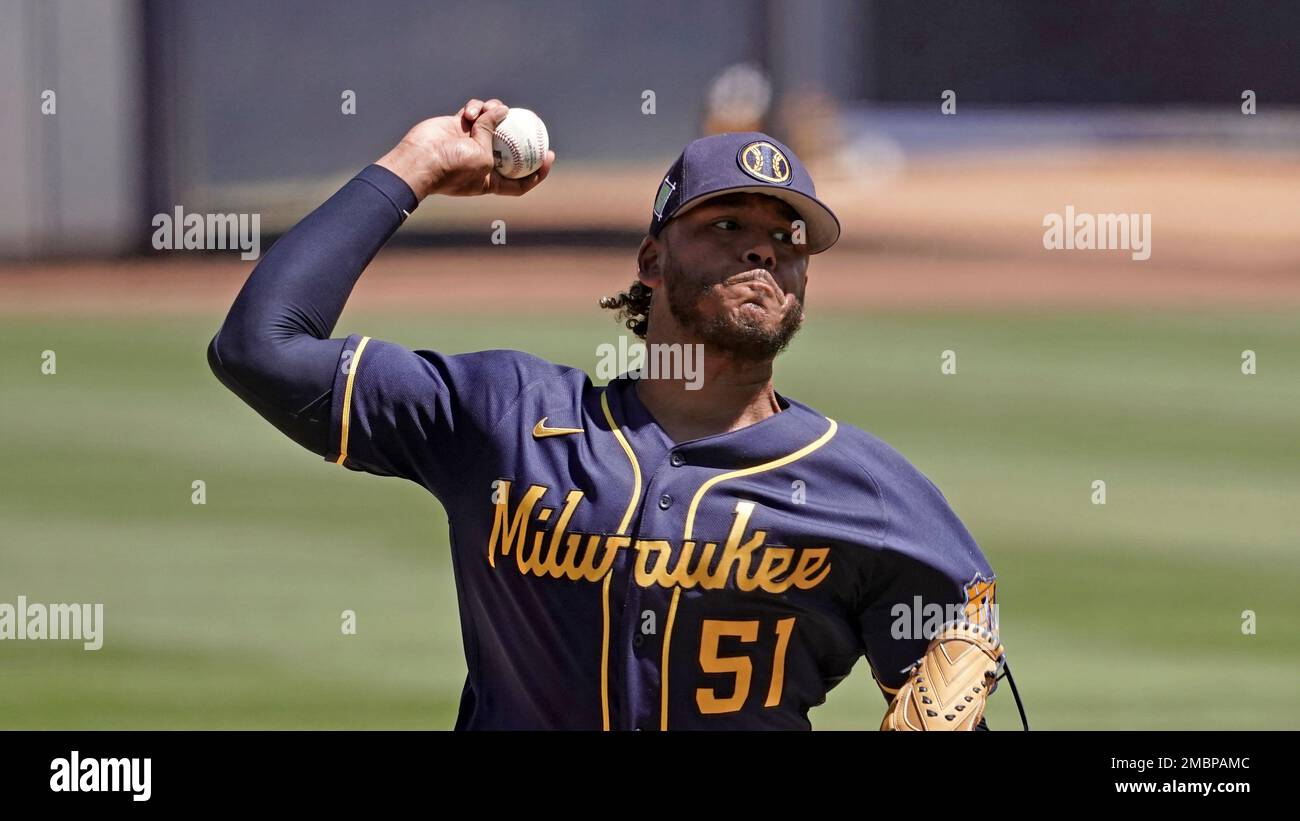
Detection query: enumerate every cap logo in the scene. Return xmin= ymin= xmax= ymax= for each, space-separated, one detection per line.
xmin=738 ymin=140 xmax=792 ymax=184
xmin=652 ymin=177 xmax=677 ymax=219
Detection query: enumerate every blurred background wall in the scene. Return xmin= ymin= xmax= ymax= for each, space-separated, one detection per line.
xmin=2 ymin=0 xmax=1297 ymax=257
xmin=0 ymin=0 xmax=142 ymax=257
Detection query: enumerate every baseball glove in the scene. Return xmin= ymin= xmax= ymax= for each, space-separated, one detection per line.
xmin=880 ymin=620 xmax=1005 ymax=731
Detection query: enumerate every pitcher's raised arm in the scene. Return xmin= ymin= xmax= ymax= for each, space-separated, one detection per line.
xmin=206 ymin=99 xmax=556 ymax=457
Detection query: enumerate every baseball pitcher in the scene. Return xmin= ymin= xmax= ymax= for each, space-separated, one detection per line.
xmin=208 ymin=98 xmax=1023 ymax=730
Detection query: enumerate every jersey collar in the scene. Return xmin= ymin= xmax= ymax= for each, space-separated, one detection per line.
xmin=603 ymin=375 xmax=833 ymax=469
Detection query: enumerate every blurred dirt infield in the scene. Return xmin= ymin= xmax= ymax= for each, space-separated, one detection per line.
xmin=2 ymin=148 xmax=1297 ymax=315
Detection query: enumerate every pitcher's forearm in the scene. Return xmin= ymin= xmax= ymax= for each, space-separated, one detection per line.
xmin=376 ymin=140 xmax=442 ymax=202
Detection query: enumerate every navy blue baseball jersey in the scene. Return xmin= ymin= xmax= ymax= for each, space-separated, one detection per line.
xmin=208 ymin=158 xmax=999 ymax=731
xmin=323 ymin=336 xmax=998 ymax=730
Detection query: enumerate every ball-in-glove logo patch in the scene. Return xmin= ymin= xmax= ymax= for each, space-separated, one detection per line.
xmin=738 ymin=141 xmax=792 ymax=184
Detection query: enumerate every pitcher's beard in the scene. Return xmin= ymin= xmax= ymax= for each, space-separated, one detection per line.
xmin=663 ymin=267 xmax=805 ymax=362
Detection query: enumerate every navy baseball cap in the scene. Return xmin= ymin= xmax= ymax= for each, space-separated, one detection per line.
xmin=648 ymin=131 xmax=841 ymax=254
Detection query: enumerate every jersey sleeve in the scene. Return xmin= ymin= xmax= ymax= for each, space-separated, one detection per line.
xmin=323 ymin=334 xmax=570 ymax=501
xmin=854 ymin=463 xmax=998 ymax=702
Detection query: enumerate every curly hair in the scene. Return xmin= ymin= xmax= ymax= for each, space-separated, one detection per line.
xmin=599 ymin=279 xmax=653 ymax=339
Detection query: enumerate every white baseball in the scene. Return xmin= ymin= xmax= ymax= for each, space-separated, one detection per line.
xmin=491 ymin=108 xmax=549 ymax=179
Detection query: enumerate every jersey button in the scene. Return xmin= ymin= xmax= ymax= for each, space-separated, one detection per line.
xmin=670 ymin=453 xmax=685 ymax=467
xmin=633 ymin=633 xmax=645 ymax=648
xmin=658 ymin=494 xmax=673 ymax=510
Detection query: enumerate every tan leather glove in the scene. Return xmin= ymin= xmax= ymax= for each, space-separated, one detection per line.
xmin=881 ymin=620 xmax=1004 ymax=731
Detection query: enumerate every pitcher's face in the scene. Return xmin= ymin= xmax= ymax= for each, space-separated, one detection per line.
xmin=646 ymin=192 xmax=810 ymax=361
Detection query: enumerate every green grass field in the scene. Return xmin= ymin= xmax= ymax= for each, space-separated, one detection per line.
xmin=2 ymin=308 xmax=1297 ymax=729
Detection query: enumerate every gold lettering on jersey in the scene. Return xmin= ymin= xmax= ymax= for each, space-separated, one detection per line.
xmin=487 ymin=482 xmax=832 ymax=592
xmin=487 ymin=482 xmax=546 ymax=571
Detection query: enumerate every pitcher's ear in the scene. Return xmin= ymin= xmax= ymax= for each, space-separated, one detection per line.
xmin=636 ymin=234 xmax=664 ymax=289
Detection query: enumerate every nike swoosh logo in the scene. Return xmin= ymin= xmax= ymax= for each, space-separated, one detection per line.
xmin=533 ymin=417 xmax=585 ymax=438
